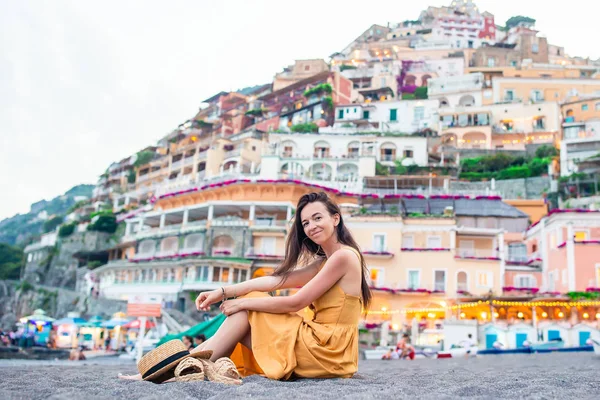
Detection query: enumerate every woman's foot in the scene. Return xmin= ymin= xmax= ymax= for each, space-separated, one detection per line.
xmin=118 ymin=373 xmax=142 ymax=381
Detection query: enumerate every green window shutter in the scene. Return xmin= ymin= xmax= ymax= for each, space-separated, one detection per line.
xmin=390 ymin=109 xmax=397 ymax=121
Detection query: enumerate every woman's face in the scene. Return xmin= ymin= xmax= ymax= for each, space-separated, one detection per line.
xmin=300 ymin=201 xmax=339 ymax=245
xmin=183 ymin=337 xmax=191 ymax=347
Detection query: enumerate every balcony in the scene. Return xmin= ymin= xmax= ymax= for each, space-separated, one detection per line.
xmin=455 ymin=248 xmax=500 ymax=261
xmin=212 ymin=247 xmax=235 ymax=257
xmin=171 ymin=160 xmax=183 ymax=170
xmin=251 ymin=219 xmax=288 ymax=230
xmin=183 ymin=156 xmax=195 ymax=167
xmin=390 ymin=283 xmax=446 ymax=295
xmin=223 ymin=148 xmax=242 ymax=159
xmin=182 ymin=220 xmax=207 ymax=233
xmin=211 ymin=219 xmax=249 ymax=227
xmin=245 ymin=247 xmax=284 ymax=260
xmin=362 ymin=249 xmax=394 ymax=258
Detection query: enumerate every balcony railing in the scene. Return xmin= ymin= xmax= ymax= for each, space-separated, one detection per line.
xmin=455 ymin=248 xmax=500 ymax=260
xmin=380 ymin=154 xmax=395 ymax=162
xmin=212 ymin=247 xmax=235 ymax=257
xmin=223 ymin=148 xmax=242 ymax=159
xmin=211 ymin=219 xmax=249 ymax=227
xmin=252 ymin=219 xmax=288 ymax=228
xmin=171 ymin=160 xmax=183 ymax=170
xmin=245 ymin=247 xmax=284 ymax=259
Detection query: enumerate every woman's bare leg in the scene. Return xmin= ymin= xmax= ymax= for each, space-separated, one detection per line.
xmin=191 ymin=311 xmax=250 ymax=361
xmin=119 ymin=311 xmax=250 ymax=379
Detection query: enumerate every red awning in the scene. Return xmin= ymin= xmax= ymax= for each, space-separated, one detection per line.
xmin=123 ymin=319 xmax=156 ymax=329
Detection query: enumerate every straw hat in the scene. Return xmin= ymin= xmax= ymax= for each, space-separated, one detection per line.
xmin=137 ymin=339 xmax=212 ymax=383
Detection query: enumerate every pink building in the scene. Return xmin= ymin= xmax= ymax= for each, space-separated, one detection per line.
xmin=525 ymin=210 xmax=600 ymax=293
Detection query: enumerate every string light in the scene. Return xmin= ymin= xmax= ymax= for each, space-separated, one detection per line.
xmin=542 ymin=312 xmax=548 ymax=318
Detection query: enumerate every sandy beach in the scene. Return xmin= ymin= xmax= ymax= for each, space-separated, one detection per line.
xmin=0 ymin=352 xmax=599 ymax=399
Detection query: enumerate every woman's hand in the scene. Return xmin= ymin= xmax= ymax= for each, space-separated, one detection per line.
xmin=195 ymin=289 xmax=223 ymax=311
xmin=220 ymin=299 xmax=246 ymax=316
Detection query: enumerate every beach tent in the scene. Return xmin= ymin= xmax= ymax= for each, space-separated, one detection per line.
xmin=539 ymin=322 xmax=569 ymax=344
xmin=81 ymin=315 xmax=104 ymax=328
xmin=19 ymin=309 xmax=55 ymax=346
xmin=479 ymin=323 xmax=508 ymax=349
xmin=569 ymin=323 xmax=599 ymax=347
xmin=507 ymin=323 xmax=537 ymax=348
xmin=101 ymin=313 xmax=130 ymax=329
xmin=53 ymin=317 xmax=87 ymax=326
xmin=157 ymin=314 xmax=226 ymax=346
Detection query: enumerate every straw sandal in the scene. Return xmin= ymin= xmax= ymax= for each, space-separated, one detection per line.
xmin=199 ymin=357 xmax=243 ymax=385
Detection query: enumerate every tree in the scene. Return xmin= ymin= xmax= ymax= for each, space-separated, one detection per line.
xmin=505 ymin=16 xmax=536 ymax=29
xmin=43 ymin=215 xmax=63 ymax=233
xmin=535 ymin=145 xmax=558 ymax=159
xmin=134 ymin=151 xmax=156 ymax=168
xmin=87 ymin=215 xmax=118 ymax=234
xmin=0 ymin=243 xmax=24 ymax=280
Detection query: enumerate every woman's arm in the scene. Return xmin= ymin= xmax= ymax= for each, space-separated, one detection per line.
xmin=221 ymin=249 xmax=356 ymax=315
xmin=196 ymin=256 xmax=323 ymax=310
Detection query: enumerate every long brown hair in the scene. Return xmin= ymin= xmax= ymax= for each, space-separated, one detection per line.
xmin=273 ymin=192 xmax=372 ymax=308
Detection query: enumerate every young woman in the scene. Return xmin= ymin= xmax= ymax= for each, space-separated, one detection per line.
xmin=120 ymin=191 xmax=371 ymax=381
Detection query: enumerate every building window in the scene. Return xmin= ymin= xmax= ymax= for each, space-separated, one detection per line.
xmin=487 ymin=57 xmax=495 ymax=67
xmin=337 ymin=109 xmax=344 ymax=119
xmin=510 ymin=60 xmax=518 ymax=67
xmin=515 ymin=275 xmax=536 ymax=288
xmin=212 ymin=267 xmax=221 ymax=282
xmin=504 ymin=90 xmax=514 ymax=101
xmin=562 ymin=270 xmax=567 ymax=285
xmin=373 ymin=234 xmax=386 ymax=252
xmin=414 ymin=106 xmax=424 ymax=121
xmin=574 ymin=231 xmax=588 ymax=241
xmin=363 ymin=110 xmax=370 ymax=119
xmin=408 ymin=270 xmax=420 ymax=289
xmin=403 ymin=149 xmax=414 ymax=158
xmin=477 ymin=271 xmax=493 ymax=288
xmin=582 ymin=104 xmax=589 ymax=111
xmin=304 ymin=65 xmax=310 ymax=71
xmin=369 ymin=267 xmax=385 ymax=287
xmin=456 ymin=40 xmax=461 ymax=48
xmin=221 ymin=267 xmax=230 ymax=283
xmin=595 ymin=102 xmax=600 ymax=111
xmin=457 ymin=271 xmax=468 ymax=292
xmin=389 ymin=109 xmax=397 ymax=121
xmin=434 ymin=271 xmax=446 ymax=292
xmin=508 ymin=243 xmax=528 ymax=262
xmin=532 ymin=44 xmax=539 ymax=53
xmin=467 ymin=40 xmax=474 ymax=48
xmin=530 ymin=90 xmax=544 ymax=102
xmin=427 ymin=235 xmax=442 ymax=249
xmin=403 ymin=235 xmax=414 ymax=248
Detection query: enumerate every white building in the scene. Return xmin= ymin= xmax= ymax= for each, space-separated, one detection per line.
xmin=428 ymin=73 xmax=486 ymax=108
xmin=323 ymin=100 xmax=439 ymax=134
xmin=260 ymin=132 xmax=428 ymax=191
xmin=560 ymin=120 xmax=600 ymax=176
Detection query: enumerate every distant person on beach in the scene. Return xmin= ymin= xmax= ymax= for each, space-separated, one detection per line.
xmin=396 ymin=334 xmax=415 ymax=360
xmin=104 ymin=333 xmax=111 ymax=351
xmin=182 ymin=335 xmax=194 ymax=351
xmin=120 ymin=192 xmax=372 ymax=381
xmin=463 ymin=333 xmax=476 ymax=358
xmin=194 ymin=334 xmax=206 ymax=347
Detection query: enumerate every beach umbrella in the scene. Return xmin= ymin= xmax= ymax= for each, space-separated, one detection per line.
xmin=19 ymin=309 xmax=55 ymax=324
xmin=123 ymin=319 xmax=156 ymax=330
xmin=53 ymin=317 xmax=87 ymax=327
xmin=101 ymin=315 xmax=130 ymax=329
xmin=81 ymin=315 xmax=105 ymax=328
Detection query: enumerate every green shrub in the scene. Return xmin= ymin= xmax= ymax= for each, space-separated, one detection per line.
xmin=87 ymin=260 xmax=103 ymax=269
xmin=375 ymin=162 xmax=389 ymax=176
xmin=303 ymin=83 xmax=332 ymax=98
xmin=496 ymin=165 xmax=531 ymax=180
xmin=58 ymin=223 xmax=76 ymax=238
xmin=87 ymin=215 xmax=117 ymax=234
xmin=401 ymin=93 xmax=416 ymax=100
xmin=414 ymin=86 xmax=428 ymax=99
xmin=17 ymin=281 xmax=34 ymax=292
xmin=290 ymin=123 xmax=319 ymax=133
xmin=339 ymin=65 xmax=357 ymax=71
xmin=535 ymin=145 xmax=558 ymax=159
xmin=43 ymin=216 xmax=64 ymax=233
xmin=459 ymin=172 xmax=495 ymax=181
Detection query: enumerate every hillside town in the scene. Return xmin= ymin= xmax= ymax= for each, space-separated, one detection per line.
xmin=4 ymin=0 xmax=600 ymax=358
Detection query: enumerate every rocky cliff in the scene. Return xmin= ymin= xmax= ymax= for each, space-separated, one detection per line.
xmin=0 ymin=280 xmax=126 ymax=330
